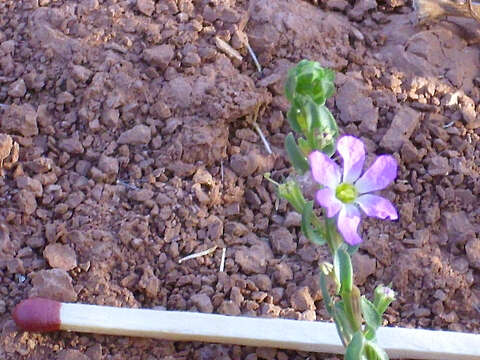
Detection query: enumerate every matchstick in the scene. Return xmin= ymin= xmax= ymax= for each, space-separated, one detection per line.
xmin=13 ymin=298 xmax=480 ymax=360
xmin=413 ymin=0 xmax=480 ymax=23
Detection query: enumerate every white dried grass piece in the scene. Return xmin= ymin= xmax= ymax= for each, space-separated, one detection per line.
xmin=219 ymin=247 xmax=226 ymax=272
xmin=178 ymin=245 xmax=218 ymax=264
xmin=214 ymin=37 xmax=243 ymax=62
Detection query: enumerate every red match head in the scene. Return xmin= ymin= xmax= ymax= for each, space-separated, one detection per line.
xmin=13 ymin=298 xmax=61 ymax=332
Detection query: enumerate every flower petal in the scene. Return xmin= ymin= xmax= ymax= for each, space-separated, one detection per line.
xmin=356 ymin=194 xmax=398 ymax=220
xmin=355 ymin=155 xmax=397 ymax=194
xmin=337 ymin=204 xmax=362 ymax=246
xmin=308 ymin=150 xmax=341 ymax=189
xmin=337 ymin=135 xmax=365 ymax=183
xmin=315 ymin=188 xmax=343 ymax=218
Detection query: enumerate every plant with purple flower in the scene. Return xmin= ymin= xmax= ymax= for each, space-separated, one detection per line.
xmin=266 ymin=60 xmax=398 ymax=359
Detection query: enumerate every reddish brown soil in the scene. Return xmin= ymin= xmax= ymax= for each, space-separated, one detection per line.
xmin=0 ymin=0 xmax=479 ymax=359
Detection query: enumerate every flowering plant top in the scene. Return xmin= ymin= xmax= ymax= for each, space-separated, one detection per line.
xmin=266 ymin=60 xmax=398 ymax=359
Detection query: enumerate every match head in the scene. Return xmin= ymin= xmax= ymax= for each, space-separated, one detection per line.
xmin=13 ymin=297 xmax=62 ymax=332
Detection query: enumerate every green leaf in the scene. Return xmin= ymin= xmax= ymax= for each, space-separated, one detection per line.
xmin=319 ymin=270 xmax=333 ymax=315
xmin=334 ymin=300 xmax=353 ymax=342
xmin=316 ymin=105 xmax=338 ymax=136
xmin=285 ymin=133 xmax=309 ymax=174
xmin=297 ymin=137 xmax=311 ymax=156
xmin=345 ymin=331 xmax=365 ymax=360
xmin=301 ymin=201 xmax=327 ymax=246
xmin=334 ymin=247 xmax=353 ymax=295
xmin=361 ymin=297 xmax=382 ymax=340
xmin=287 ymin=104 xmax=304 ymax=134
xmin=364 ymin=341 xmax=389 ymax=360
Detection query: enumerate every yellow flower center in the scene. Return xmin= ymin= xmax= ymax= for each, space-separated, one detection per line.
xmin=335 ymin=183 xmax=357 ymax=204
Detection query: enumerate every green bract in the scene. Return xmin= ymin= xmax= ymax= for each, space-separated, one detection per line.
xmin=285 ymin=60 xmax=335 ymax=106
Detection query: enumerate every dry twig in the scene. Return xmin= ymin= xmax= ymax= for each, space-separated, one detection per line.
xmin=414 ymin=0 xmax=480 ymax=23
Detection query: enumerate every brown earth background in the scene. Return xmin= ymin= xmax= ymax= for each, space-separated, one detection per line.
xmin=0 ymin=0 xmax=480 ymax=359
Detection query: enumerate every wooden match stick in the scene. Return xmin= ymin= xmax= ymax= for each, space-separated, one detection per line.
xmin=13 ymin=298 xmax=480 ymax=360
xmin=413 ymin=0 xmax=480 ymax=23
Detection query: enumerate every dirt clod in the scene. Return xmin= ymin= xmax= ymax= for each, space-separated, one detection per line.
xmin=29 ymin=269 xmax=77 ymax=302
xmin=43 ymin=244 xmax=77 ymax=271
xmin=118 ymin=124 xmax=152 ymax=145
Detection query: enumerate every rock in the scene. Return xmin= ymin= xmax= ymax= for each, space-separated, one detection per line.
xmin=137 ymin=0 xmax=155 ymax=16
xmin=1 ymin=103 xmax=38 ymax=137
xmin=251 ymin=274 xmax=272 ymax=291
xmin=230 ymin=153 xmax=258 ymax=177
xmin=273 ymin=262 xmax=293 ymax=285
xmin=256 ymin=347 xmax=277 ymax=360
xmin=443 ymin=212 xmax=475 ymax=246
xmin=167 ymin=161 xmax=195 ymax=177
xmin=57 ymin=91 xmax=74 ymax=104
xmin=98 ymin=154 xmax=119 ymax=178
xmin=400 ymin=141 xmax=419 ymax=164
xmin=56 ymin=350 xmax=90 ymax=360
xmin=71 ymin=65 xmax=92 ymax=82
xmin=16 ymin=189 xmax=37 ymax=215
xmin=218 ymin=300 xmax=241 ymax=316
xmin=102 ymin=109 xmax=120 ymax=128
xmin=283 ymin=211 xmax=301 ymax=227
xmin=0 ymin=222 xmax=12 ymax=253
xmin=270 ymin=227 xmax=296 ymax=255
xmin=224 ymin=222 xmax=249 ymax=239
xmin=161 ymin=77 xmax=193 ymax=109
xmin=43 ymin=244 xmax=77 ymax=271
xmin=0 ymin=133 xmax=13 ymax=162
xmin=138 ymin=267 xmax=160 ymax=298
xmin=129 ymin=188 xmax=154 ymax=202
xmin=327 ymin=0 xmax=349 ymax=11
xmin=349 ymin=0 xmax=377 ymax=20
xmin=191 ymin=293 xmax=213 ymax=313
xmin=290 ymin=286 xmax=315 ymax=311
xmin=427 ymin=156 xmax=451 ymax=176
xmin=8 ymin=78 xmax=26 ymax=97
xmin=466 ymin=239 xmax=480 ymax=270
xmin=336 ymin=79 xmax=378 ymax=133
xmin=29 ymin=269 xmax=77 ymax=302
xmin=230 ymin=286 xmax=244 ymax=306
xmin=118 ymin=124 xmax=151 ymax=145
xmin=183 ymin=52 xmax=201 ymax=67
xmin=59 ymin=133 xmax=84 ymax=154
xmin=235 ymin=242 xmax=272 ymax=274
xmin=352 ymin=252 xmax=376 ymax=285
xmin=143 ymin=45 xmax=174 ymax=70
xmin=380 ymin=106 xmax=421 ymax=152
xmin=207 ymin=215 xmax=223 ymax=240
xmin=386 ymin=0 xmax=406 ymax=7
xmin=16 ymin=176 xmax=43 ymax=197
xmin=193 ymin=168 xmax=213 ymax=185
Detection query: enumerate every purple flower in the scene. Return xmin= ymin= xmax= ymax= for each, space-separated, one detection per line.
xmin=308 ymin=136 xmax=398 ymax=246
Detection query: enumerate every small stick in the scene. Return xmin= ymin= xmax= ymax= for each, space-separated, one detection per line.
xmin=13 ymin=298 xmax=480 ymax=360
xmin=219 ymin=247 xmax=226 ymax=272
xmin=253 ymin=123 xmax=273 ymax=155
xmin=467 ymin=0 xmax=480 ymax=22
xmin=178 ymin=245 xmax=218 ymax=264
xmin=413 ymin=0 xmax=480 ymax=22
xmin=220 ymin=160 xmax=224 ymax=183
xmin=245 ymin=42 xmax=262 ymax=73
xmin=214 ymin=37 xmax=243 ymax=62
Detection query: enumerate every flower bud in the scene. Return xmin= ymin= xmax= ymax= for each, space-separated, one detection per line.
xmin=277 ymin=180 xmax=306 ymax=213
xmin=373 ymin=285 xmax=396 ymax=315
